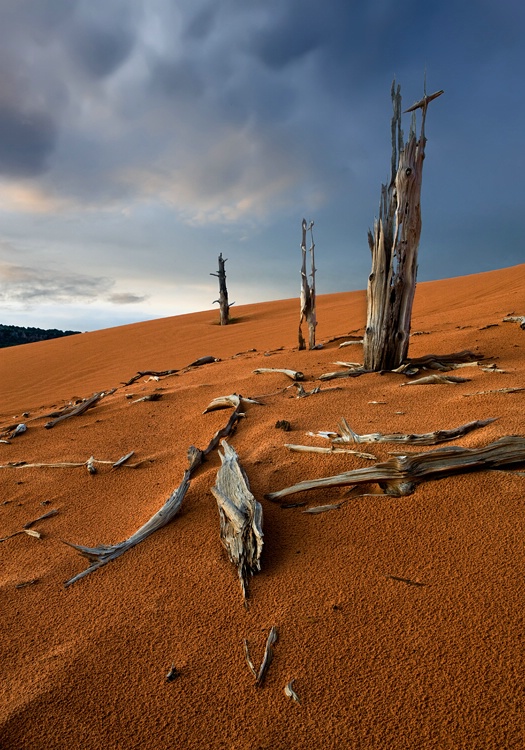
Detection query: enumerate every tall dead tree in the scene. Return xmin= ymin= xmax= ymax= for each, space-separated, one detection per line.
xmin=211 ymin=253 xmax=232 ymax=326
xmin=298 ymin=219 xmax=317 ymax=350
xmin=363 ymin=82 xmax=443 ymax=371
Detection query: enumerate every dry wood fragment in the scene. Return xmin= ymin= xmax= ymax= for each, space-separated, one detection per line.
xmin=339 ymin=340 xmax=363 ymax=348
xmin=255 ymin=626 xmax=278 ymax=687
xmin=303 ymin=502 xmax=344 ymax=514
xmin=122 ymin=369 xmax=179 ymax=387
xmin=203 ymin=394 xmax=261 ymax=414
xmin=298 ymin=219 xmax=317 ymax=350
xmin=253 ymin=368 xmax=304 ymax=381
xmin=463 ymin=387 xmax=525 ymax=397
xmin=9 ymin=424 xmax=27 ymax=438
xmin=503 ymin=315 xmax=525 ymax=329
xmin=132 ymin=392 xmax=163 ymax=403
xmin=393 ymin=351 xmax=482 ymax=375
xmin=211 ymin=440 xmax=263 ymax=600
xmin=112 ymin=451 xmax=135 ymax=468
xmin=86 ymin=456 xmax=97 ymax=475
xmin=45 ymin=392 xmax=104 ymax=429
xmin=0 ymin=528 xmax=42 ymax=543
xmin=187 ymin=356 xmax=219 ymax=368
xmin=400 ymin=374 xmax=469 ymax=386
xmin=266 ymin=436 xmax=525 ymax=501
xmin=285 ymin=679 xmax=300 ymax=703
xmin=319 ymin=368 xmax=370 ymax=381
xmin=0 ymin=456 xmax=144 ymax=471
xmin=63 ymin=400 xmax=245 ymax=586
xmin=166 ymin=665 xmax=181 ymax=683
xmin=15 ymin=579 xmax=40 ymax=589
xmin=285 ymin=444 xmax=376 ymax=460
xmin=328 ymin=417 xmax=496 ymax=446
xmin=23 ymin=509 xmax=59 ymax=529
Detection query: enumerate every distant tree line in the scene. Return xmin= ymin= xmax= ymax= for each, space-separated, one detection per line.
xmin=0 ymin=324 xmax=80 ymax=349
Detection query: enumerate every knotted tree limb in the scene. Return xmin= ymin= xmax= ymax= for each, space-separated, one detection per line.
xmin=266 ymin=436 xmax=525 ymax=501
xmin=63 ymin=400 xmax=245 ymax=586
xmin=211 ymin=440 xmax=263 ymax=600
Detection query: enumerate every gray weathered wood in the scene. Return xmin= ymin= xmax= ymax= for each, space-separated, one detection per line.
xmin=267 ymin=436 xmax=525 ymax=501
xmin=211 ymin=253 xmax=232 ymax=325
xmin=211 ymin=440 xmax=263 ymax=600
xmin=298 ymin=219 xmax=317 ymax=350
xmin=363 ymin=82 xmax=443 ymax=371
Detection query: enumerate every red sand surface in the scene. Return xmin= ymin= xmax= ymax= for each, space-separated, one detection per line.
xmin=1 ymin=264 xmax=524 ymax=749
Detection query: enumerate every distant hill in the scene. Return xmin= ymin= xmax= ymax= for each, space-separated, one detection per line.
xmin=0 ymin=324 xmax=81 ymax=349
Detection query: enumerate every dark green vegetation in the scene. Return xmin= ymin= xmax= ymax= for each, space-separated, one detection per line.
xmin=0 ymin=324 xmax=80 ymax=349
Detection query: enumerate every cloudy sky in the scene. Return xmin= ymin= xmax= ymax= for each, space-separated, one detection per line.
xmin=0 ymin=0 xmax=523 ymax=331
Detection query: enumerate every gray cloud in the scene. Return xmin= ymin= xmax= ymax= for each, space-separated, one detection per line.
xmin=0 ymin=264 xmax=113 ymax=304
xmin=0 ymin=106 xmax=58 ymax=177
xmin=107 ymin=292 xmax=148 ymax=305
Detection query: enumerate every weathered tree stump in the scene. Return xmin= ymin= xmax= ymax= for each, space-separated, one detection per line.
xmin=298 ymin=219 xmax=317 ymax=350
xmin=211 ymin=253 xmax=232 ymax=325
xmin=363 ymin=82 xmax=443 ymax=371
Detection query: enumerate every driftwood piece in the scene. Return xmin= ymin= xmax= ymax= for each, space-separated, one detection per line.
xmin=45 ymin=392 xmax=104 ymax=429
xmin=0 ymin=456 xmax=143 ymax=471
xmin=266 ymin=436 xmax=525 ymax=501
xmin=328 ymin=417 xmax=496 ymax=446
xmin=285 ymin=679 xmax=300 ymax=704
xmin=211 ymin=440 xmax=263 ymax=600
xmin=503 ymin=315 xmax=525 ymax=330
xmin=285 ymin=444 xmax=376 ymax=460
xmin=122 ymin=369 xmax=179 ymax=386
xmin=319 ymin=368 xmax=369 ymax=381
xmin=463 ymin=387 xmax=525 ymax=397
xmin=63 ymin=401 xmax=245 ymax=586
xmin=23 ymin=509 xmax=59 ymax=528
xmin=393 ymin=351 xmax=482 ymax=375
xmin=298 ymin=219 xmax=317 ymax=350
xmin=203 ymin=394 xmax=261 ymax=414
xmin=339 ymin=340 xmax=363 ymax=348
xmin=400 ymin=374 xmax=470 ymax=386
xmin=253 ymin=368 xmax=304 ymax=381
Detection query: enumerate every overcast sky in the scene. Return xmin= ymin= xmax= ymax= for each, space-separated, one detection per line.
xmin=0 ymin=0 xmax=523 ymax=331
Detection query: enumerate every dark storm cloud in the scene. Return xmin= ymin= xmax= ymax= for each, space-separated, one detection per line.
xmin=66 ymin=19 xmax=137 ymax=79
xmin=0 ymin=107 xmax=58 ymax=177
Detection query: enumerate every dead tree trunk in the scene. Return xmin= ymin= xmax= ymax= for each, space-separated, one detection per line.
xmin=363 ymin=82 xmax=443 ymax=371
xmin=211 ymin=253 xmax=231 ymax=325
xmin=298 ymin=219 xmax=317 ymax=350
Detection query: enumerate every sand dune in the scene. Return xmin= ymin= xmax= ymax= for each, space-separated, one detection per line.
xmin=1 ymin=264 xmax=524 ymax=749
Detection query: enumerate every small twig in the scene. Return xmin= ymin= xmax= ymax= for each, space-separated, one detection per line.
xmin=253 ymin=368 xmax=304 ymax=381
xmin=256 ymin=626 xmax=278 ymax=687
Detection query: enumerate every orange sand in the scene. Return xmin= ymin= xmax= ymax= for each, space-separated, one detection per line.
xmin=1 ymin=264 xmax=524 ymax=749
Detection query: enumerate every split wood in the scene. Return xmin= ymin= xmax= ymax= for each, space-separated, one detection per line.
xmin=211 ymin=440 xmax=263 ymax=601
xmin=266 ymin=436 xmax=525 ymax=501
xmin=400 ymin=374 xmax=469 ymax=386
xmin=285 ymin=444 xmax=376 ymax=460
xmin=63 ymin=400 xmax=244 ymax=586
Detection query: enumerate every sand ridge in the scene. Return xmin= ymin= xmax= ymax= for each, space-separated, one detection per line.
xmin=1 ymin=264 xmax=524 ymax=749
